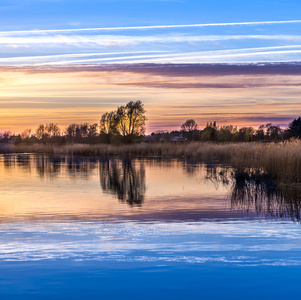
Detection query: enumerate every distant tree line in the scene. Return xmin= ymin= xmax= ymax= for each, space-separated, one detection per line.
xmin=147 ymin=117 xmax=301 ymax=143
xmin=0 ymin=100 xmax=301 ymax=145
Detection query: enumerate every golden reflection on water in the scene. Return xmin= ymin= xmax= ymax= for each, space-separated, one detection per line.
xmin=0 ymin=155 xmax=230 ymax=222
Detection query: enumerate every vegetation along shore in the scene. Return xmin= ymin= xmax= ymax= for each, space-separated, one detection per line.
xmin=1 ymin=101 xmax=301 ymax=184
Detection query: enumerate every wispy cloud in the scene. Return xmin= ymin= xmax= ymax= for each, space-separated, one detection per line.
xmin=0 ymin=51 xmax=168 ymax=64
xmin=1 ymin=20 xmax=301 ymax=35
xmin=2 ymin=62 xmax=301 ymax=77
xmin=1 ymin=20 xmax=300 ymax=65
xmin=37 ymin=48 xmax=301 ymax=65
xmin=1 ymin=34 xmax=301 ymax=46
xmin=1 ymin=46 xmax=301 ymax=66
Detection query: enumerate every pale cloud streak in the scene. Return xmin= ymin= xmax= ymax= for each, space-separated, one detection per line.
xmin=38 ymin=49 xmax=301 ymax=65
xmin=1 ymin=34 xmax=301 ymax=46
xmin=0 ymin=19 xmax=301 ymax=65
xmin=1 ymin=20 xmax=301 ymax=35
xmin=1 ymin=46 xmax=301 ymax=65
xmin=0 ymin=51 xmax=168 ymax=64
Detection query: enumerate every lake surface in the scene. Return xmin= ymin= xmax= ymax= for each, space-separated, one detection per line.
xmin=0 ymin=154 xmax=300 ymax=299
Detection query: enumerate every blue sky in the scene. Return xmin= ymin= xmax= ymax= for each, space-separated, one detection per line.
xmin=1 ymin=0 xmax=301 ymax=64
xmin=1 ymin=0 xmax=301 ymax=30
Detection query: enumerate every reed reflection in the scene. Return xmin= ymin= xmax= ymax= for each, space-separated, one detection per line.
xmin=204 ymin=164 xmax=301 ymax=222
xmin=99 ymin=159 xmax=146 ymax=206
xmin=230 ymin=169 xmax=301 ymax=222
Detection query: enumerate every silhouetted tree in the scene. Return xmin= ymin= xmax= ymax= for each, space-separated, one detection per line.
xmin=238 ymin=127 xmax=254 ymax=142
xmin=0 ymin=131 xmax=12 ymax=143
xmin=180 ymin=119 xmax=199 ymax=141
xmin=181 ymin=119 xmax=198 ymax=132
xmin=255 ymin=125 xmax=265 ymax=141
xmin=87 ymin=123 xmax=99 ymax=143
xmin=266 ymin=123 xmax=283 ymax=140
xmin=65 ymin=123 xmax=98 ymax=143
xmin=287 ymin=117 xmax=301 ymax=138
xmin=88 ymin=123 xmax=98 ymax=137
xmin=115 ymin=100 xmax=146 ymax=143
xmin=35 ymin=124 xmax=46 ymax=140
xmin=201 ymin=122 xmax=218 ymax=141
xmin=21 ymin=129 xmax=31 ymax=140
xmin=66 ymin=124 xmax=78 ymax=142
xmin=79 ymin=123 xmax=89 ymax=138
xmin=46 ymin=123 xmax=60 ymax=137
xmin=217 ymin=125 xmax=238 ymax=142
xmin=100 ymin=101 xmax=146 ymax=143
xmin=100 ymin=111 xmax=117 ymax=143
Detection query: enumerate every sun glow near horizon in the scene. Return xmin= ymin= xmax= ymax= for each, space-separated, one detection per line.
xmin=0 ymin=65 xmax=300 ymax=134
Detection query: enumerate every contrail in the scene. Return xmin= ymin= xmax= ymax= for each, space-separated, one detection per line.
xmin=0 ymin=51 xmax=168 ymax=62
xmin=1 ymin=20 xmax=301 ymax=35
xmin=1 ymin=46 xmax=301 ymax=66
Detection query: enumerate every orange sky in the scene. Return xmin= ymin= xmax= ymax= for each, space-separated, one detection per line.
xmin=0 ymin=64 xmax=300 ymax=134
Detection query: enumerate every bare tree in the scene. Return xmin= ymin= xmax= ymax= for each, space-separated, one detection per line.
xmin=181 ymin=119 xmax=198 ymax=132
xmin=88 ymin=123 xmax=99 ymax=137
xmin=46 ymin=123 xmax=60 ymax=137
xmin=66 ymin=124 xmax=77 ymax=139
xmin=100 ymin=111 xmax=116 ymax=135
xmin=100 ymin=111 xmax=117 ymax=143
xmin=21 ymin=129 xmax=31 ymax=140
xmin=35 ymin=124 xmax=45 ymax=140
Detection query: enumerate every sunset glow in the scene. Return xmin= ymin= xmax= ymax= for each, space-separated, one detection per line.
xmin=1 ymin=65 xmax=301 ymax=133
xmin=1 ymin=0 xmax=301 ymax=134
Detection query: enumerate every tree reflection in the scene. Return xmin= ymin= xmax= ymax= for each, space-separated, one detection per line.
xmin=99 ymin=159 xmax=146 ymax=206
xmin=35 ymin=155 xmax=63 ymax=178
xmin=34 ymin=156 xmax=98 ymax=179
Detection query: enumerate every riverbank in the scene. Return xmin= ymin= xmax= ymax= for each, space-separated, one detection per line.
xmin=1 ymin=140 xmax=300 ymax=183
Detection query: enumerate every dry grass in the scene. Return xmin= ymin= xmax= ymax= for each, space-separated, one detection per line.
xmin=0 ymin=144 xmax=15 ymax=153
xmin=1 ymin=140 xmax=301 ymax=183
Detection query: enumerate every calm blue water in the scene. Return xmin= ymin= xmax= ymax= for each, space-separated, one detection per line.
xmin=0 ymin=155 xmax=300 ymax=299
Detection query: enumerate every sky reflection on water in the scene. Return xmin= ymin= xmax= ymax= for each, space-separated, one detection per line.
xmin=0 ymin=155 xmax=301 ymax=299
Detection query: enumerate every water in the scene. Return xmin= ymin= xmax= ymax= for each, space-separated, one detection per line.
xmin=0 ymin=154 xmax=300 ymax=299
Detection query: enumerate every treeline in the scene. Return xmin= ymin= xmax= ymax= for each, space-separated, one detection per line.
xmin=147 ymin=118 xmax=301 ymax=143
xmin=0 ymin=100 xmax=147 ymax=145
xmin=0 ymin=123 xmax=100 ymax=145
xmin=0 ymin=100 xmax=301 ymax=145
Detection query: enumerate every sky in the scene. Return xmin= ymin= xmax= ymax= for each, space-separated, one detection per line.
xmin=0 ymin=0 xmax=301 ymax=133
